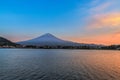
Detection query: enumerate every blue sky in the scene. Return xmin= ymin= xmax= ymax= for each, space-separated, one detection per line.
xmin=0 ymin=0 xmax=120 ymax=45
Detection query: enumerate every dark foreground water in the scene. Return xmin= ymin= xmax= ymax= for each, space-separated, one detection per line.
xmin=0 ymin=49 xmax=120 ymax=80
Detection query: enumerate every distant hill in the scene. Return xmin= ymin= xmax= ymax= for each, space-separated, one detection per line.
xmin=17 ymin=33 xmax=102 ymax=48
xmin=0 ymin=37 xmax=17 ymax=46
xmin=101 ymin=45 xmax=120 ymax=50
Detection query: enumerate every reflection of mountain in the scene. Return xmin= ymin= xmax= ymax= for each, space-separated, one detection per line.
xmin=17 ymin=33 xmax=101 ymax=47
xmin=0 ymin=37 xmax=17 ymax=46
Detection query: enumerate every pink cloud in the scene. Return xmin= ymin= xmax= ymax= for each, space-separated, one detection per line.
xmin=68 ymin=32 xmax=120 ymax=45
xmin=86 ymin=12 xmax=120 ymax=29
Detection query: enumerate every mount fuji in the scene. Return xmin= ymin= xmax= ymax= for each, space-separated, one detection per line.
xmin=17 ymin=33 xmax=100 ymax=47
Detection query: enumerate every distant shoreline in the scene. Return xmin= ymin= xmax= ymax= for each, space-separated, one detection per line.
xmin=1 ymin=33 xmax=120 ymax=50
xmin=0 ymin=48 xmax=119 ymax=51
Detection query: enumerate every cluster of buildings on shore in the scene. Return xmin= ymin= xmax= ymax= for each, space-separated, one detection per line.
xmin=0 ymin=46 xmax=15 ymax=48
xmin=0 ymin=44 xmax=120 ymax=50
xmin=0 ymin=45 xmax=21 ymax=48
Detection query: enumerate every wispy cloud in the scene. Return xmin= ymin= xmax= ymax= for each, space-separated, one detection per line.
xmin=90 ymin=0 xmax=100 ymax=6
xmin=89 ymin=1 xmax=112 ymax=13
xmin=69 ymin=31 xmax=120 ymax=45
xmin=86 ymin=0 xmax=120 ymax=29
xmin=75 ymin=0 xmax=120 ymax=45
xmin=86 ymin=12 xmax=120 ymax=29
xmin=90 ymin=32 xmax=120 ymax=45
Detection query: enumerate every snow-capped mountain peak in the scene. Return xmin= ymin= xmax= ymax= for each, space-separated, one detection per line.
xmin=35 ymin=33 xmax=61 ymax=40
xmin=28 ymin=33 xmax=64 ymax=42
xmin=17 ymin=33 xmax=101 ymax=47
xmin=17 ymin=33 xmax=68 ymax=46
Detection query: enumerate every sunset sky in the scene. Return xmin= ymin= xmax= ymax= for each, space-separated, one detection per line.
xmin=0 ymin=0 xmax=120 ymax=45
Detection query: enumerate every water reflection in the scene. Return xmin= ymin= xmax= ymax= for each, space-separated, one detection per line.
xmin=0 ymin=49 xmax=119 ymax=80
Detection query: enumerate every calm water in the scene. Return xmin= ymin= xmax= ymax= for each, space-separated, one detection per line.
xmin=0 ymin=49 xmax=120 ymax=80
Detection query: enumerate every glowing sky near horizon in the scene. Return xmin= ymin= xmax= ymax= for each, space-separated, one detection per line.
xmin=0 ymin=0 xmax=120 ymax=45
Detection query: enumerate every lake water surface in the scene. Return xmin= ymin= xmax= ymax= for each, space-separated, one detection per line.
xmin=0 ymin=49 xmax=120 ymax=80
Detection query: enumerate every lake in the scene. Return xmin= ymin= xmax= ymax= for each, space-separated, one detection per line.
xmin=0 ymin=49 xmax=120 ymax=80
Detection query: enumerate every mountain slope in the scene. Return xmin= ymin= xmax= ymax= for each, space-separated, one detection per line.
xmin=17 ymin=33 xmax=101 ymax=47
xmin=0 ymin=37 xmax=17 ymax=46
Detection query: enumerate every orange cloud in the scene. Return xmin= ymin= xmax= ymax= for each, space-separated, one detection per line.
xmin=91 ymin=32 xmax=120 ymax=45
xmin=64 ymin=31 xmax=120 ymax=45
xmin=87 ymin=12 xmax=120 ymax=29
xmin=69 ymin=35 xmax=120 ymax=45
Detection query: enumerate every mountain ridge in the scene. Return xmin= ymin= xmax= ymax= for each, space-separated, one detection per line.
xmin=0 ymin=37 xmax=17 ymax=46
xmin=17 ymin=33 xmax=101 ymax=47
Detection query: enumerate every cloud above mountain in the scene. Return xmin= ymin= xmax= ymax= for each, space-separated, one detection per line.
xmin=87 ymin=12 xmax=120 ymax=29
xmin=0 ymin=0 xmax=120 ymax=45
